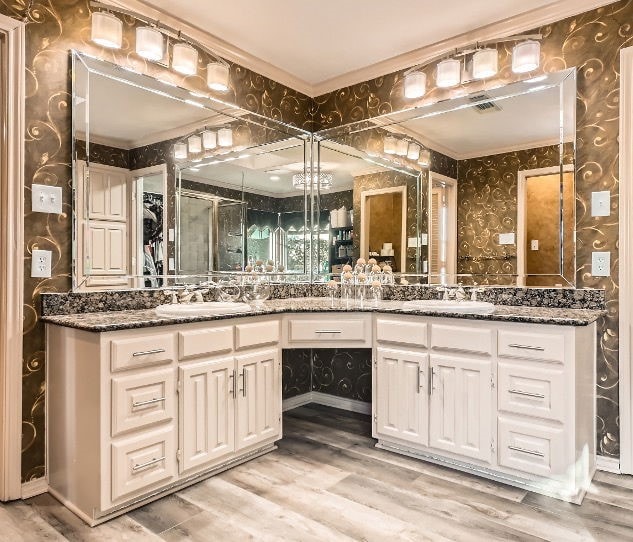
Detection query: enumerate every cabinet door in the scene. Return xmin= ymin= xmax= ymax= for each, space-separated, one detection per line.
xmin=375 ymin=347 xmax=428 ymax=446
xmin=179 ymin=357 xmax=235 ymax=473
xmin=235 ymin=348 xmax=281 ymax=451
xmin=429 ymin=354 xmax=492 ymax=463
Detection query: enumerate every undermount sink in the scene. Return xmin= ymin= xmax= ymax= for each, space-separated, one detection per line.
xmin=402 ymin=299 xmax=495 ymax=314
xmin=155 ymin=301 xmax=252 ymax=317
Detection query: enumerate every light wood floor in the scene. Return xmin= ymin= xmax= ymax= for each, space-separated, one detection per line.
xmin=1 ymin=404 xmax=632 ymax=541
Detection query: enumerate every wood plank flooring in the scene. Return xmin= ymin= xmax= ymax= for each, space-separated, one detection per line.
xmin=1 ymin=404 xmax=632 ymax=541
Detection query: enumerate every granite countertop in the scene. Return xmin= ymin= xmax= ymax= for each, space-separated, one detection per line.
xmin=40 ymin=297 xmax=606 ymax=332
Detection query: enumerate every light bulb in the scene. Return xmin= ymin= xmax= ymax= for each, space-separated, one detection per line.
xmin=472 ymin=48 xmax=498 ymax=79
xmin=436 ymin=58 xmax=461 ymax=88
xmin=91 ymin=12 xmax=122 ymax=49
xmin=135 ymin=26 xmax=164 ymax=61
xmin=207 ymin=62 xmax=230 ymax=92
xmin=512 ymin=40 xmax=540 ymax=73
xmin=404 ymin=71 xmax=426 ymax=99
xmin=218 ymin=127 xmax=233 ymax=147
xmin=202 ymin=130 xmax=217 ymax=150
xmin=172 ymin=43 xmax=198 ymax=75
xmin=188 ymin=135 xmax=202 ymax=154
xmin=174 ymin=142 xmax=187 ymax=160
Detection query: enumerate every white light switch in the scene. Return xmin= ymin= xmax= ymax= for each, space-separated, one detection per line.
xmin=31 ymin=249 xmax=52 ymax=278
xmin=421 ymin=234 xmax=428 ymax=246
xmin=168 ymin=228 xmax=175 ymax=242
xmin=591 ymin=251 xmax=610 ymax=277
xmin=407 ymin=237 xmax=418 ymax=248
xmin=498 ymin=233 xmax=515 ymax=245
xmin=591 ymin=191 xmax=610 ymax=217
xmin=422 ymin=260 xmax=428 ymax=273
xmin=32 ymin=184 xmax=63 ymax=214
xmin=531 ymin=239 xmax=539 ymax=251
xmin=168 ymin=257 xmax=175 ymax=271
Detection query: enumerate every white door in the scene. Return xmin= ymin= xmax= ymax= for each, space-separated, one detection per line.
xmin=375 ymin=347 xmax=429 ymax=446
xmin=235 ymin=348 xmax=281 ymax=451
xmin=429 ymin=354 xmax=492 ymax=463
xmin=179 ymin=357 xmax=235 ymax=473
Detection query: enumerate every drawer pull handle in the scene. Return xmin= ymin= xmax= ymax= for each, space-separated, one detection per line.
xmin=508 ymin=344 xmax=545 ymax=352
xmin=132 ymin=397 xmax=166 ymax=408
xmin=508 ymin=445 xmax=545 ymax=458
xmin=315 ymin=330 xmax=342 ymax=334
xmin=132 ymin=348 xmax=166 ymax=357
xmin=508 ymin=389 xmax=545 ymax=399
xmin=132 ymin=456 xmax=165 ymax=472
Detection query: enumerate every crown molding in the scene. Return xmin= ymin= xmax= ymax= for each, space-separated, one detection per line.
xmin=101 ymin=0 xmax=617 ymax=98
xmin=311 ymin=0 xmax=620 ymax=97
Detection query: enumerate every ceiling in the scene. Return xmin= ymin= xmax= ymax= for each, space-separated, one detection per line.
xmin=138 ymin=0 xmax=568 ymax=94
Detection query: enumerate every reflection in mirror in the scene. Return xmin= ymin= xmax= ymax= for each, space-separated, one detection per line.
xmin=71 ymin=51 xmax=309 ymax=290
xmin=176 ymin=138 xmax=309 ymax=276
xmin=314 ymin=68 xmax=576 ymax=287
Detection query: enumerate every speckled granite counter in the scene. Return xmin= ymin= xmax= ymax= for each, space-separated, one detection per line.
xmin=41 ymin=298 xmax=605 ymax=332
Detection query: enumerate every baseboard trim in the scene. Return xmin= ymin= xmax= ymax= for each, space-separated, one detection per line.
xmin=21 ymin=478 xmax=48 ymax=499
xmin=283 ymin=392 xmax=372 ymax=415
xmin=596 ymin=456 xmax=621 ymax=474
xmin=282 ymin=393 xmax=314 ymax=411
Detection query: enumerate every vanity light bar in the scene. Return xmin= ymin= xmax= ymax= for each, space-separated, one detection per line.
xmin=174 ymin=127 xmax=233 ymax=161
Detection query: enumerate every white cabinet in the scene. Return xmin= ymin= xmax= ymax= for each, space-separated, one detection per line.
xmin=47 ymin=317 xmax=281 ymax=526
xmin=375 ymin=347 xmax=428 ymax=447
xmin=429 ymin=354 xmax=492 ymax=463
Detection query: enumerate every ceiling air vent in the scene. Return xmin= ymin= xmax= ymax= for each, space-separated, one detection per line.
xmin=468 ymin=93 xmax=502 ymax=114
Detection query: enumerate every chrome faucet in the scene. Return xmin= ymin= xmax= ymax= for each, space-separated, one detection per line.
xmin=470 ymin=284 xmax=486 ymax=301
xmin=436 ymin=283 xmax=467 ymax=302
xmin=179 ymin=287 xmax=209 ymax=303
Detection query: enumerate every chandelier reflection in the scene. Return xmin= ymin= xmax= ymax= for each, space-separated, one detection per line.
xmin=292 ymin=172 xmax=333 ymax=190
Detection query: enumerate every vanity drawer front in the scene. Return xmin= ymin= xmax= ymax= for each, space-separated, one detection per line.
xmin=498 ymin=362 xmax=565 ymax=423
xmin=498 ymin=330 xmax=565 ymax=363
xmin=431 ymin=324 xmax=493 ymax=356
xmin=498 ymin=417 xmax=566 ymax=478
xmin=235 ymin=319 xmax=280 ymax=350
xmin=178 ymin=326 xmax=233 ymax=360
xmin=111 ymin=426 xmax=176 ymax=502
xmin=287 ymin=318 xmax=367 ymax=343
xmin=111 ymin=369 xmax=175 ymax=436
xmin=376 ymin=319 xmax=427 ymax=348
xmin=110 ymin=334 xmax=175 ymax=372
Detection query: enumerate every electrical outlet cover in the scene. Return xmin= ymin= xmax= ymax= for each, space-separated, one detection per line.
xmin=591 ymin=251 xmax=610 ymax=277
xmin=32 ymin=184 xmax=63 ymax=214
xmin=31 ymin=249 xmax=52 ymax=278
xmin=498 ymin=233 xmax=515 ymax=245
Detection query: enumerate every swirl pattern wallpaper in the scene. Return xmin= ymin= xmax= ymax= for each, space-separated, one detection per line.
xmin=0 ymin=0 xmax=630 ymax=482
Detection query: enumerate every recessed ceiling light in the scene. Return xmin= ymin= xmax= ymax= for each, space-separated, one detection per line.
xmin=270 ymin=175 xmax=280 ymax=181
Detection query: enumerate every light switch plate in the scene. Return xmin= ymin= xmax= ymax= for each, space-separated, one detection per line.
xmin=531 ymin=239 xmax=539 ymax=251
xmin=421 ymin=234 xmax=428 ymax=246
xmin=498 ymin=233 xmax=515 ymax=245
xmin=591 ymin=191 xmax=610 ymax=217
xmin=591 ymin=251 xmax=610 ymax=277
xmin=168 ymin=228 xmax=175 ymax=242
xmin=422 ymin=260 xmax=428 ymax=273
xmin=407 ymin=237 xmax=418 ymax=248
xmin=31 ymin=249 xmax=52 ymax=278
xmin=168 ymin=257 xmax=175 ymax=271
xmin=32 ymin=184 xmax=63 ymax=214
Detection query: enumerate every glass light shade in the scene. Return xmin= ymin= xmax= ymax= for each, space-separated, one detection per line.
xmin=136 ymin=26 xmax=164 ymax=61
xmin=218 ymin=127 xmax=233 ymax=147
xmin=472 ymin=48 xmax=498 ymax=79
xmin=174 ymin=142 xmax=187 ymax=160
xmin=292 ymin=173 xmax=333 ymax=190
xmin=188 ymin=135 xmax=202 ymax=154
xmin=418 ymin=148 xmax=431 ymax=167
xmin=512 ymin=40 xmax=540 ymax=73
xmin=383 ymin=136 xmax=397 ymax=154
xmin=172 ymin=43 xmax=198 ymax=75
xmin=407 ymin=143 xmax=421 ymax=160
xmin=395 ymin=139 xmax=409 ymax=156
xmin=202 ymin=130 xmax=217 ymax=149
xmin=436 ymin=58 xmax=461 ymax=88
xmin=91 ymin=12 xmax=122 ymax=49
xmin=207 ymin=62 xmax=230 ymax=91
xmin=404 ymin=71 xmax=426 ymax=98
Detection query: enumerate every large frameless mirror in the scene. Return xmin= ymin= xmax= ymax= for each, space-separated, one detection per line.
xmin=314 ymin=68 xmax=576 ymax=287
xmin=71 ymin=51 xmax=310 ymax=291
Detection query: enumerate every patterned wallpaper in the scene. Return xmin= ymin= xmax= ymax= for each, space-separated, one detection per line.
xmin=0 ymin=0 xmax=312 ymax=482
xmin=4 ymin=0 xmax=629 ymax=482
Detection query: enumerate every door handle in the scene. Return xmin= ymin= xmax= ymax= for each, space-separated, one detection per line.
xmin=229 ymin=370 xmax=236 ymax=396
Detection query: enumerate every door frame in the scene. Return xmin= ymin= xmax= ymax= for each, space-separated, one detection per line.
xmin=0 ymin=13 xmax=25 ymax=500
xmin=619 ymin=46 xmax=633 ymax=474
xmin=516 ymin=165 xmax=574 ymax=287
xmin=428 ymin=172 xmax=457 ymax=285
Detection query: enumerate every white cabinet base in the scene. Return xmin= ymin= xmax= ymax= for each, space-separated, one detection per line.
xmin=376 ymin=440 xmax=595 ymax=505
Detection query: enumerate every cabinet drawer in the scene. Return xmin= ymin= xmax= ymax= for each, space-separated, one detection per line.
xmin=111 ymin=426 xmax=176 ymax=502
xmin=498 ymin=330 xmax=565 ymax=363
xmin=110 ymin=334 xmax=174 ymax=372
xmin=498 ymin=417 xmax=566 ymax=478
xmin=287 ymin=318 xmax=367 ymax=343
xmin=178 ymin=326 xmax=233 ymax=360
xmin=235 ymin=320 xmax=280 ymax=350
xmin=376 ymin=319 xmax=427 ymax=348
xmin=498 ymin=362 xmax=565 ymax=423
xmin=111 ymin=369 xmax=175 ymax=436
xmin=431 ymin=324 xmax=493 ymax=356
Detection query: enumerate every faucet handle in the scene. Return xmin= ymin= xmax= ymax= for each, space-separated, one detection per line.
xmin=163 ymin=289 xmax=179 ymax=304
xmin=470 ymin=283 xmax=486 ymax=301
